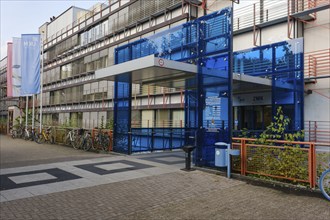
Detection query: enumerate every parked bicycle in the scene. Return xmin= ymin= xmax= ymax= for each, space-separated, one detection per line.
xmin=63 ymin=128 xmax=78 ymax=148
xmin=24 ymin=127 xmax=37 ymax=141
xmin=74 ymin=129 xmax=93 ymax=151
xmin=91 ymin=128 xmax=110 ymax=152
xmin=11 ymin=124 xmax=24 ymax=139
xmin=35 ymin=127 xmax=55 ymax=144
xmin=319 ymin=162 xmax=330 ymax=201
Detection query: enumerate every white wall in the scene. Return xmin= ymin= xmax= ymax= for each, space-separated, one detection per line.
xmin=304 ymin=78 xmax=330 ymax=122
xmin=141 ymin=110 xmax=154 ymax=127
xmin=261 ymin=23 xmax=289 ymax=45
xmin=233 ymin=32 xmax=254 ymax=51
xmin=303 ymin=9 xmax=330 ymax=123
xmin=304 ymin=9 xmax=330 ymax=53
xmin=47 ymin=8 xmax=74 ymax=38
xmin=8 ymin=106 xmax=21 ymax=125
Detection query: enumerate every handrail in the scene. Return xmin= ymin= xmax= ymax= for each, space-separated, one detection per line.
xmin=232 ymin=137 xmax=315 ymax=145
xmin=233 ymin=137 xmax=319 ymax=188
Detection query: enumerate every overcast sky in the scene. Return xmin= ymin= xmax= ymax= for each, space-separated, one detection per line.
xmin=0 ymin=0 xmax=105 ymax=60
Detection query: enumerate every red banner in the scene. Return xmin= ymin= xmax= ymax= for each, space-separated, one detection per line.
xmin=6 ymin=42 xmax=13 ymax=97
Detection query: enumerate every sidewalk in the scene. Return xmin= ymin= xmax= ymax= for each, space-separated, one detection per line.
xmin=0 ymin=135 xmax=329 ymax=219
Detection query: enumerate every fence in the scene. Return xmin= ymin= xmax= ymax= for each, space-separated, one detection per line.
xmin=232 ymin=138 xmax=317 ymax=188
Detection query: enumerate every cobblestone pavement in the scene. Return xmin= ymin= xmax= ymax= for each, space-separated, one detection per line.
xmin=0 ymin=135 xmax=329 ymax=219
xmin=0 ymin=135 xmax=109 ymax=168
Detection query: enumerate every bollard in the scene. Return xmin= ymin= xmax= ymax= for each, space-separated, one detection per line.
xmin=181 ymin=145 xmax=196 ymax=171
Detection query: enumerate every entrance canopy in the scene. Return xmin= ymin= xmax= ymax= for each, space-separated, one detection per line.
xmin=95 ymin=55 xmax=273 ymax=90
xmin=95 ymin=55 xmax=196 ymax=89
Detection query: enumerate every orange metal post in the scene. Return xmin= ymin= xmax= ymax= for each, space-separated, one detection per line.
xmin=148 ymin=85 xmax=150 ymax=109
xmin=253 ymin=3 xmax=259 ymax=46
xmin=308 ymin=143 xmax=316 ymax=188
xmin=180 ymin=89 xmax=184 ymax=108
xmin=108 ymin=130 xmax=113 ymax=151
xmin=92 ymin=128 xmax=95 ymax=145
xmin=287 ymin=0 xmax=293 ymax=39
xmin=311 ymin=143 xmax=316 ymax=188
xmin=240 ymin=139 xmax=247 ymax=175
xmin=163 ymin=89 xmax=165 ymax=108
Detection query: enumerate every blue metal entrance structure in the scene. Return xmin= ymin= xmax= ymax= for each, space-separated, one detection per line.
xmin=95 ymin=7 xmax=304 ymax=169
xmin=113 ymin=8 xmax=233 ymax=164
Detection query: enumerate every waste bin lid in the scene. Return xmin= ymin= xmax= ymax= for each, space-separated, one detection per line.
xmin=182 ymin=145 xmax=196 ymax=153
xmin=215 ymin=142 xmax=228 ymax=146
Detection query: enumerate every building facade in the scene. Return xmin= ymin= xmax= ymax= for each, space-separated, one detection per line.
xmin=1 ymin=0 xmax=329 ymax=146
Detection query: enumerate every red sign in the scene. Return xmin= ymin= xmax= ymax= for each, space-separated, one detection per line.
xmin=158 ymin=58 xmax=164 ymax=67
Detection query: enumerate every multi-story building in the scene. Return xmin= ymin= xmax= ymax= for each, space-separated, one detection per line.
xmin=0 ymin=57 xmax=20 ymax=134
xmin=2 ymin=0 xmax=329 ymax=149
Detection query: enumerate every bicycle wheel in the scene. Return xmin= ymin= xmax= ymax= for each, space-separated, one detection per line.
xmin=319 ymin=169 xmax=330 ymax=201
xmin=50 ymin=136 xmax=55 ymax=144
xmin=91 ymin=137 xmax=98 ymax=151
xmin=64 ymin=135 xmax=71 ymax=146
xmin=102 ymin=135 xmax=110 ymax=152
xmin=72 ymin=137 xmax=81 ymax=150
xmin=12 ymin=130 xmax=17 ymax=139
xmin=24 ymin=131 xmax=29 ymax=140
xmin=83 ymin=137 xmax=92 ymax=151
xmin=17 ymin=129 xmax=23 ymax=139
xmin=35 ymin=133 xmax=41 ymax=144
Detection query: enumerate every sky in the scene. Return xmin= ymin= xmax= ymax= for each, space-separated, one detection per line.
xmin=0 ymin=0 xmax=267 ymax=60
xmin=0 ymin=0 xmax=106 ymax=60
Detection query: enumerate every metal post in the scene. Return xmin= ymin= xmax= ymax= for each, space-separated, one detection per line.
xmin=32 ymin=94 xmax=35 ymax=129
xmin=227 ymin=143 xmax=231 ymax=178
xmin=40 ymin=33 xmax=44 ymax=133
xmin=19 ymin=108 xmax=22 ymax=125
xmin=25 ymin=96 xmax=28 ymax=128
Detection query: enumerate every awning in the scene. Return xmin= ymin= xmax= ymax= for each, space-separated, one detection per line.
xmin=95 ymin=55 xmax=275 ymax=91
xmin=95 ymin=55 xmax=197 ymax=89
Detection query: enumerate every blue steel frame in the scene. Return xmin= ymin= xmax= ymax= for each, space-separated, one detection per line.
xmin=233 ymin=38 xmax=304 ymax=131
xmin=114 ymin=8 xmax=233 ymax=163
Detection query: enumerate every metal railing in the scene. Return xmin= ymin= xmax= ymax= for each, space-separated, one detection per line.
xmin=305 ymin=121 xmax=330 ymax=144
xmin=233 ymin=1 xmax=287 ymax=32
xmin=131 ymin=120 xmax=184 ymax=128
xmin=232 ymin=137 xmax=319 ymax=188
xmin=289 ymin=0 xmax=330 ymax=15
xmin=304 ymin=49 xmax=330 ymax=79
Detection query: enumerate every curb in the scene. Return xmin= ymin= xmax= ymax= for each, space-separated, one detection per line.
xmin=194 ymin=166 xmax=325 ymax=199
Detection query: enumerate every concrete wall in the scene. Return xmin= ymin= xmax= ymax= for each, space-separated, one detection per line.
xmin=304 ymin=9 xmax=330 ymax=122
xmin=304 ymin=78 xmax=330 ymax=122
xmin=304 ymin=9 xmax=330 ymax=53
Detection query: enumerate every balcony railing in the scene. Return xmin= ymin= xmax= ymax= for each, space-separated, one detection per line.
xmin=304 ymin=49 xmax=330 ymax=79
xmin=305 ymin=121 xmax=330 ymax=144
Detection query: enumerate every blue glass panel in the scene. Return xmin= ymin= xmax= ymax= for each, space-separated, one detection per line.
xmin=113 ymin=73 xmax=132 ymax=154
xmin=193 ymin=8 xmax=233 ymax=167
xmin=131 ymin=128 xmax=152 ymax=152
xmin=233 ymin=46 xmax=272 ymax=76
xmin=274 ymin=40 xmax=303 ymax=72
xmin=234 ymin=38 xmax=304 ymax=131
xmin=115 ymin=8 xmax=231 ymax=64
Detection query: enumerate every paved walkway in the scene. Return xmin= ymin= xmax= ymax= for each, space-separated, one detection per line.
xmin=0 ymin=135 xmax=329 ymax=219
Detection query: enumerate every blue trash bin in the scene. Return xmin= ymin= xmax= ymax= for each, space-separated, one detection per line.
xmin=215 ymin=142 xmax=228 ymax=167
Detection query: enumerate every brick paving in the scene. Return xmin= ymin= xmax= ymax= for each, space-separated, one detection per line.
xmin=0 ymin=135 xmax=109 ymax=169
xmin=1 ymin=135 xmax=329 ymax=219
